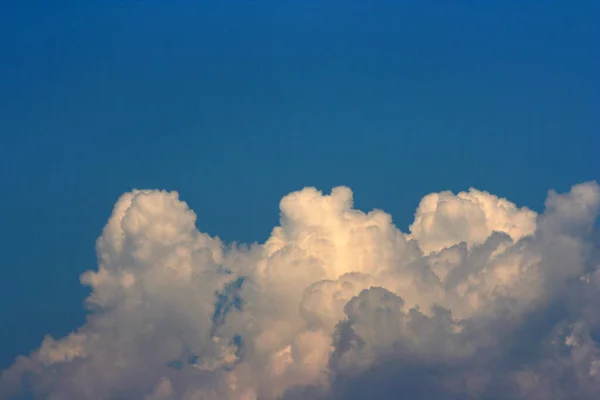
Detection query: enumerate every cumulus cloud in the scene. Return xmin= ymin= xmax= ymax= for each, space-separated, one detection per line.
xmin=2 ymin=182 xmax=600 ymax=399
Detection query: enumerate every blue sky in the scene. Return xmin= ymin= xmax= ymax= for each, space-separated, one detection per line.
xmin=0 ymin=0 xmax=598 ymax=375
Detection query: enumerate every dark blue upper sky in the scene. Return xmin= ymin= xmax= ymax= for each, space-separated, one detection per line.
xmin=0 ymin=1 xmax=598 ymax=370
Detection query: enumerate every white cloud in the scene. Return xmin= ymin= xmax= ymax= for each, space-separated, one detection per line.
xmin=408 ymin=188 xmax=537 ymax=255
xmin=1 ymin=182 xmax=599 ymax=399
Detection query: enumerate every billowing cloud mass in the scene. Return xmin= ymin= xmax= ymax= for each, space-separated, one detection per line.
xmin=2 ymin=182 xmax=600 ymax=399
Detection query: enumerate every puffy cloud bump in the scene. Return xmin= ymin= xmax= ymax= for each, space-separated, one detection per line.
xmin=2 ymin=182 xmax=600 ymax=399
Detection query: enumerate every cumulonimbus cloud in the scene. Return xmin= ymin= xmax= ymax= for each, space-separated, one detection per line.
xmin=2 ymin=182 xmax=600 ymax=399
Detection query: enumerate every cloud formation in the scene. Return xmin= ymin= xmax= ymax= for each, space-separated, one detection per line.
xmin=2 ymin=182 xmax=600 ymax=399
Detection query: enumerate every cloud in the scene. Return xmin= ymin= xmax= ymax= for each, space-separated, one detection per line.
xmin=408 ymin=187 xmax=537 ymax=255
xmin=2 ymin=182 xmax=600 ymax=399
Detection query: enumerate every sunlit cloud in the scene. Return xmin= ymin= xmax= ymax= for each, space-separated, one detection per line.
xmin=2 ymin=182 xmax=599 ymax=399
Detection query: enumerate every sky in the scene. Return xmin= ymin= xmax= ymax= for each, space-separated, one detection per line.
xmin=0 ymin=1 xmax=599 ymax=399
